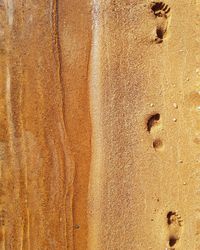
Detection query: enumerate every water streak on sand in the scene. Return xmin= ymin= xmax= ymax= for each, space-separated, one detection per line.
xmin=6 ymin=0 xmax=14 ymax=26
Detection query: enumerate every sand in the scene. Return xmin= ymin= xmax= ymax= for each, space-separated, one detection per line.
xmin=0 ymin=0 xmax=199 ymax=249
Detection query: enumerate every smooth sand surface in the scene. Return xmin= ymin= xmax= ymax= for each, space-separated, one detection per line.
xmin=0 ymin=0 xmax=199 ymax=249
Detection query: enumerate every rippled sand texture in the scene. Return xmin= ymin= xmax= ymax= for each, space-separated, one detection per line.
xmin=1 ymin=0 xmax=200 ymax=249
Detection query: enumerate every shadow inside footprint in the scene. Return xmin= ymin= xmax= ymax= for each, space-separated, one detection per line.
xmin=156 ymin=27 xmax=164 ymax=41
xmin=147 ymin=113 xmax=160 ymax=132
xmin=151 ymin=1 xmax=170 ymax=17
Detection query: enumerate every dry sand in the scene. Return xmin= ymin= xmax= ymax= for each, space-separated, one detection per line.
xmin=0 ymin=0 xmax=199 ymax=249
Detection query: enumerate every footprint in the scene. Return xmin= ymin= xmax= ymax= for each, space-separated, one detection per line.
xmin=150 ymin=1 xmax=171 ymax=43
xmin=167 ymin=211 xmax=183 ymax=248
xmin=147 ymin=113 xmax=161 ymax=133
xmin=146 ymin=113 xmax=164 ymax=151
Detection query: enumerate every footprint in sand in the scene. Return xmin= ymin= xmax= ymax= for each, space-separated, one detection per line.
xmin=150 ymin=1 xmax=171 ymax=43
xmin=146 ymin=113 xmax=164 ymax=151
xmin=147 ymin=113 xmax=161 ymax=133
xmin=167 ymin=211 xmax=183 ymax=248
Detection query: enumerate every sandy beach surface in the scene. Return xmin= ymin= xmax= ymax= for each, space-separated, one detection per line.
xmin=0 ymin=0 xmax=199 ymax=249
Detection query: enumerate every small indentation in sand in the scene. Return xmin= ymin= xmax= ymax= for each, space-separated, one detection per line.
xmin=169 ymin=236 xmax=177 ymax=247
xmin=147 ymin=113 xmax=160 ymax=132
xmin=153 ymin=138 xmax=163 ymax=151
xmin=74 ymin=224 xmax=80 ymax=230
